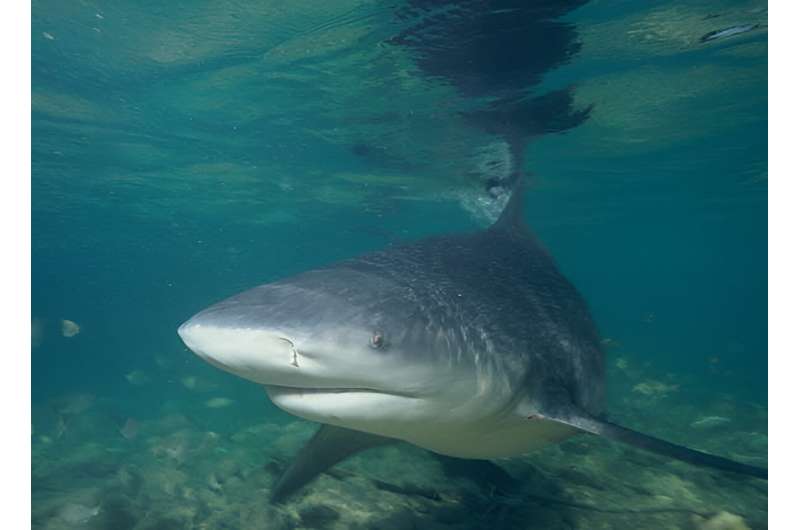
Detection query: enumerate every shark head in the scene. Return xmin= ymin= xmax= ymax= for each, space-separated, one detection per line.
xmin=178 ymin=259 xmax=505 ymax=446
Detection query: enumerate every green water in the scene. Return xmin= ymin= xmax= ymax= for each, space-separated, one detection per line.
xmin=32 ymin=1 xmax=767 ymax=528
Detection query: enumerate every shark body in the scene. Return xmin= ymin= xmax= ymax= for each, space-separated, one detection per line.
xmin=178 ymin=169 xmax=766 ymax=501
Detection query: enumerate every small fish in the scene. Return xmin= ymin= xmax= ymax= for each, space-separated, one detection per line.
xmin=57 ymin=503 xmax=100 ymax=524
xmin=119 ymin=418 xmax=140 ymax=440
xmin=181 ymin=376 xmax=198 ymax=390
xmin=61 ymin=319 xmax=80 ymax=337
xmin=205 ymin=397 xmax=234 ymax=409
xmin=601 ymin=337 xmax=621 ymax=349
xmin=152 ymin=439 xmax=188 ymax=461
xmin=691 ymin=416 xmax=732 ymax=429
xmin=42 ymin=32 xmax=55 ymax=40
xmin=700 ymin=24 xmax=759 ymax=43
xmin=125 ymin=370 xmax=150 ymax=386
xmin=31 ymin=318 xmax=45 ymax=348
xmin=54 ymin=393 xmax=95 ymax=415
xmin=55 ymin=415 xmax=68 ymax=439
xmin=632 ymin=380 xmax=679 ymax=397
xmin=207 ymin=473 xmax=223 ymax=492
xmin=154 ymin=356 xmax=173 ymax=369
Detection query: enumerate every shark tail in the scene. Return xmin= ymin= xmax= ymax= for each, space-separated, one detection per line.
xmin=551 ymin=412 xmax=767 ymax=480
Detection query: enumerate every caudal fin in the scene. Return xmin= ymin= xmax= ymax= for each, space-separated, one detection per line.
xmin=551 ymin=412 xmax=767 ymax=480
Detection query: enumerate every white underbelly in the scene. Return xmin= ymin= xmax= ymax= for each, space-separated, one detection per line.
xmin=266 ymin=385 xmax=578 ymax=459
xmin=399 ymin=416 xmax=578 ymax=459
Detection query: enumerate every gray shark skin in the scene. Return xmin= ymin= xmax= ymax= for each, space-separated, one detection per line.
xmin=178 ymin=179 xmax=766 ymax=503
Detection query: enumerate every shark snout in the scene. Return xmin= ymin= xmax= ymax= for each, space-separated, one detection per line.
xmin=177 ymin=316 xmax=302 ymax=385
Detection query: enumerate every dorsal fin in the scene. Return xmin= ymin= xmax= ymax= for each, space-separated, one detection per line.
xmin=490 ymin=136 xmax=527 ymax=233
xmin=490 ymin=177 xmax=525 ymax=232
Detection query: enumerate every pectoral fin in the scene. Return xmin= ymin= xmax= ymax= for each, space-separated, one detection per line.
xmin=547 ymin=409 xmax=767 ymax=480
xmin=270 ymin=424 xmax=395 ymax=502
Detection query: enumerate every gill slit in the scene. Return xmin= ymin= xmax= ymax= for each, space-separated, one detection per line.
xmin=279 ymin=337 xmax=299 ymax=368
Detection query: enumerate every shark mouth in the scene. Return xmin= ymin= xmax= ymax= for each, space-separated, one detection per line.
xmin=264 ymin=385 xmax=415 ymax=398
xmin=263 ymin=384 xmax=423 ymax=428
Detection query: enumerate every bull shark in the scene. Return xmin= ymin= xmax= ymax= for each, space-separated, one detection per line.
xmin=177 ymin=157 xmax=767 ymax=502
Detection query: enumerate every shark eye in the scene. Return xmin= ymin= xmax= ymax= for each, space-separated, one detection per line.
xmin=370 ymin=332 xmax=386 ymax=350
